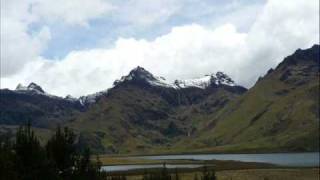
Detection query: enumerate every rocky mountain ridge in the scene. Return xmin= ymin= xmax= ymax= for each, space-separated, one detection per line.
xmin=11 ymin=68 xmax=241 ymax=106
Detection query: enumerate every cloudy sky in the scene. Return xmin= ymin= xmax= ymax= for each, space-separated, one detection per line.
xmin=1 ymin=0 xmax=319 ymax=97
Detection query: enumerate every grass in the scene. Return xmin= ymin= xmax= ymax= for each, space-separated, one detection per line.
xmin=105 ymin=165 xmax=319 ymax=180
xmin=126 ymin=168 xmax=320 ymax=180
xmin=170 ymin=168 xmax=320 ymax=180
xmin=98 ymin=155 xmax=319 ymax=179
xmin=215 ymin=168 xmax=320 ymax=180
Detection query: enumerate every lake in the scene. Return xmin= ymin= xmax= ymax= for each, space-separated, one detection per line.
xmin=102 ymin=152 xmax=319 ymax=172
xmin=102 ymin=164 xmax=202 ymax=172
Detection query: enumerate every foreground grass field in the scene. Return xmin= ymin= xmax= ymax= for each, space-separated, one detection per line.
xmin=216 ymin=169 xmax=319 ymax=180
xmin=122 ymin=168 xmax=319 ymax=180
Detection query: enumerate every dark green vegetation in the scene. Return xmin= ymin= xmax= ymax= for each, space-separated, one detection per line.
xmin=0 ymin=123 xmax=106 ymax=180
xmin=0 ymin=125 xmax=218 ymax=180
xmin=106 ymin=163 xmax=217 ymax=180
xmin=141 ymin=165 xmax=216 ymax=180
xmin=0 ymin=45 xmax=319 ymax=154
xmin=141 ymin=164 xmax=181 ymax=180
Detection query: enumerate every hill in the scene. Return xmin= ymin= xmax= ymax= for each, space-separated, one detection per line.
xmin=181 ymin=44 xmax=319 ymax=153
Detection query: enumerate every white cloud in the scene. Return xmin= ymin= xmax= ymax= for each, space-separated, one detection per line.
xmin=2 ymin=23 xmax=246 ymax=96
xmin=0 ymin=0 xmax=113 ymax=77
xmin=0 ymin=0 xmax=47 ymax=77
xmin=0 ymin=17 xmax=51 ymax=76
xmin=30 ymin=0 xmax=115 ymax=26
xmin=239 ymin=0 xmax=319 ymax=83
xmin=1 ymin=0 xmax=319 ymax=97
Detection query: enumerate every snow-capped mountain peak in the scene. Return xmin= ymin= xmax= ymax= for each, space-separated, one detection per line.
xmin=16 ymin=82 xmax=45 ymax=94
xmin=113 ymin=66 xmax=236 ymax=89
xmin=16 ymin=83 xmax=27 ymax=91
xmin=113 ymin=66 xmax=173 ymax=88
xmin=78 ymin=90 xmax=109 ymax=106
xmin=64 ymin=95 xmax=78 ymax=102
xmin=214 ymin=71 xmax=235 ymax=86
xmin=120 ymin=66 xmax=158 ymax=82
xmin=27 ymin=82 xmax=45 ymax=93
xmin=11 ymin=68 xmax=237 ymax=107
xmin=174 ymin=75 xmax=212 ymax=89
xmin=174 ymin=72 xmax=235 ymax=89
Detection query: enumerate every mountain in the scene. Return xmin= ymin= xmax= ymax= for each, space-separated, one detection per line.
xmin=0 ymin=45 xmax=318 ymax=154
xmin=68 ymin=67 xmax=246 ymax=153
xmin=0 ymin=83 xmax=84 ymax=128
xmin=16 ymin=82 xmax=46 ymax=94
xmin=182 ymin=44 xmax=319 ymax=153
xmin=0 ymin=67 xmax=246 ymax=153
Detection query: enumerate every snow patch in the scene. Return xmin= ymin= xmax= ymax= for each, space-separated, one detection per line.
xmin=79 ymin=90 xmax=108 ymax=106
xmin=16 ymin=83 xmax=46 ymax=95
xmin=114 ymin=67 xmax=236 ymax=89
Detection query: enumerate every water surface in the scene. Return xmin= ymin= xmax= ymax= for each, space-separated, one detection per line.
xmin=102 ymin=164 xmax=202 ymax=172
xmin=138 ymin=152 xmax=319 ymax=167
xmin=102 ymin=152 xmax=319 ymax=172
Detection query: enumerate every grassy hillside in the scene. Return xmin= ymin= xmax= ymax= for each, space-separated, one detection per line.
xmin=68 ymin=81 xmax=243 ymax=153
xmin=63 ymin=45 xmax=320 ymax=154
xmin=181 ymin=45 xmax=319 ymax=153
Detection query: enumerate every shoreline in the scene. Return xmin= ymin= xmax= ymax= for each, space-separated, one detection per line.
xmin=101 ymin=159 xmax=319 ymax=177
xmin=98 ymin=151 xmax=319 ymax=158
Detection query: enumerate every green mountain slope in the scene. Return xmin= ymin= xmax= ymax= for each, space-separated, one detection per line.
xmin=184 ymin=45 xmax=319 ymax=153
xmin=68 ymin=69 xmax=245 ymax=154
